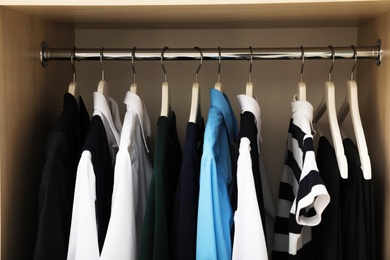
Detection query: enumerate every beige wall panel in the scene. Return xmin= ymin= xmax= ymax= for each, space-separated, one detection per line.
xmin=4 ymin=1 xmax=390 ymax=29
xmin=358 ymin=12 xmax=390 ymax=260
xmin=0 ymin=7 xmax=74 ymax=259
xmin=0 ymin=8 xmax=4 ymax=256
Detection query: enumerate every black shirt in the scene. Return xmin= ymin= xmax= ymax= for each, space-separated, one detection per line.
xmin=82 ymin=115 xmax=114 ymax=253
xmin=313 ymin=136 xmax=343 ymax=260
xmin=34 ymin=93 xmax=89 ymax=260
xmin=342 ymin=138 xmax=375 ymax=260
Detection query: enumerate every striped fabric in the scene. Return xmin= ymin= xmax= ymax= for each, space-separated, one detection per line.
xmin=273 ymin=100 xmax=330 ymax=260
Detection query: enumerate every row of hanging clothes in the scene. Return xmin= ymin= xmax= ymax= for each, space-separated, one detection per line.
xmin=34 ymin=45 xmax=376 ymax=260
xmin=273 ymin=46 xmax=375 ymax=260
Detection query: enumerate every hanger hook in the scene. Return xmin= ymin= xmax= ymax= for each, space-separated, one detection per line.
xmin=300 ymin=46 xmax=305 ymax=82
xmin=132 ymin=47 xmax=136 ymax=84
xmin=100 ymin=47 xmax=105 ymax=81
xmin=249 ymin=46 xmax=253 ymax=83
xmin=217 ymin=46 xmax=222 ymax=83
xmin=194 ymin=46 xmax=203 ymax=84
xmin=328 ymin=45 xmax=335 ymax=82
xmin=161 ymin=46 xmax=168 ymax=82
xmin=350 ymin=45 xmax=357 ymax=81
xmin=71 ymin=47 xmax=76 ymax=82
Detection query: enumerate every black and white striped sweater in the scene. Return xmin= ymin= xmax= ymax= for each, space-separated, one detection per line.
xmin=273 ymin=99 xmax=330 ymax=260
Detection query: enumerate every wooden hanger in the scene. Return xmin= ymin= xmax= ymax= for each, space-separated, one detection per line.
xmin=296 ymin=46 xmax=306 ymax=101
xmin=160 ymin=81 xmax=169 ymax=117
xmin=246 ymin=82 xmax=253 ymax=97
xmin=297 ymin=82 xmax=306 ymax=101
xmin=189 ymin=82 xmax=200 ymax=123
xmin=130 ymin=47 xmax=137 ymax=94
xmin=246 ymin=46 xmax=253 ymax=97
xmin=97 ymin=47 xmax=110 ymax=102
xmin=337 ymin=47 xmax=371 ymax=179
xmin=68 ymin=82 xmax=79 ymax=102
xmin=68 ymin=47 xmax=80 ymax=106
xmin=160 ymin=47 xmax=170 ymax=117
xmin=130 ymin=83 xmax=137 ymax=94
xmin=313 ymin=46 xmax=348 ymax=179
xmin=214 ymin=46 xmax=222 ymax=91
xmin=189 ymin=47 xmax=202 ymax=123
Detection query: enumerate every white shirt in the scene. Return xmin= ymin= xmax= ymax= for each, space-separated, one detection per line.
xmin=67 ymin=92 xmax=122 ymax=260
xmin=236 ymin=94 xmax=276 ymax=256
xmin=100 ymin=91 xmax=153 ymax=260
xmin=232 ymin=137 xmax=268 ymax=259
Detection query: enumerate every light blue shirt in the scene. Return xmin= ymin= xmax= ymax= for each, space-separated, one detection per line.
xmin=196 ymin=88 xmax=238 ymax=260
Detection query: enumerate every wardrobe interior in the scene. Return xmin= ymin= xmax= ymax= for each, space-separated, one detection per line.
xmin=0 ymin=2 xmax=389 ymax=259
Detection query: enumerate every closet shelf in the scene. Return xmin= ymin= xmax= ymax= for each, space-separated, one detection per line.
xmin=3 ymin=1 xmax=390 ymax=29
xmin=40 ymin=42 xmax=382 ymax=67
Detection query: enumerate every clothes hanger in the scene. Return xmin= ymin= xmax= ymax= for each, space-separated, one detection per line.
xmin=189 ymin=46 xmax=202 ymax=123
xmin=296 ymin=46 xmax=306 ymax=101
xmin=245 ymin=46 xmax=253 ymax=97
xmin=97 ymin=47 xmax=110 ymax=103
xmin=130 ymin=47 xmax=137 ymax=94
xmin=160 ymin=47 xmax=170 ymax=117
xmin=214 ymin=46 xmax=222 ymax=91
xmin=313 ymin=46 xmax=348 ymax=179
xmin=313 ymin=45 xmax=335 ymax=138
xmin=337 ymin=46 xmax=371 ymax=180
xmin=68 ymin=47 xmax=80 ymax=107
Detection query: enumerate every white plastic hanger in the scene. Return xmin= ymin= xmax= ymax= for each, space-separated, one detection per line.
xmin=245 ymin=46 xmax=254 ymax=97
xmin=97 ymin=47 xmax=110 ymax=102
xmin=189 ymin=47 xmax=202 ymax=123
xmin=337 ymin=46 xmax=371 ymax=180
xmin=296 ymin=46 xmax=306 ymax=101
xmin=68 ymin=47 xmax=80 ymax=107
xmin=130 ymin=47 xmax=137 ymax=94
xmin=214 ymin=46 xmax=222 ymax=91
xmin=313 ymin=46 xmax=348 ymax=179
xmin=160 ymin=47 xmax=170 ymax=117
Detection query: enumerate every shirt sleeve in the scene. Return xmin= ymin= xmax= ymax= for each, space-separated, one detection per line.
xmin=294 ymin=135 xmax=330 ymax=226
xmin=34 ymin=132 xmax=74 ymax=260
xmin=196 ymin=148 xmax=233 ymax=260
xmin=67 ymin=151 xmax=100 ymax=260
xmin=233 ymin=137 xmax=268 ymax=260
xmin=100 ymin=148 xmax=136 ymax=260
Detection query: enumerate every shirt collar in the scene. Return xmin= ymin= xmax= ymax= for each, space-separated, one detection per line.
xmin=291 ymin=98 xmax=314 ymax=121
xmin=123 ymin=91 xmax=151 ymax=152
xmin=210 ymin=88 xmax=238 ymax=143
xmin=63 ymin=92 xmax=79 ymax=121
xmin=291 ymin=97 xmax=315 ymax=135
xmin=63 ymin=92 xmax=81 ymax=139
xmin=93 ymin=91 xmax=121 ymax=146
xmin=237 ymin=94 xmax=263 ymax=148
xmin=63 ymin=93 xmax=90 ymax=150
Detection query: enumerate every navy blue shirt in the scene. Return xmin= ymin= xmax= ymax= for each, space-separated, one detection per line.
xmin=173 ymin=121 xmax=204 ymax=260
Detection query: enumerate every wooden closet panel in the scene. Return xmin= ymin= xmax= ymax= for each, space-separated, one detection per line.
xmin=5 ymin=2 xmax=390 ymax=29
xmin=0 ymin=7 xmax=74 ymax=259
xmin=358 ymin=11 xmax=390 ymax=260
xmin=0 ymin=8 xmax=4 ymax=257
